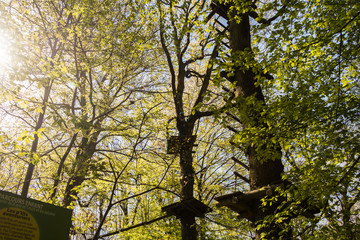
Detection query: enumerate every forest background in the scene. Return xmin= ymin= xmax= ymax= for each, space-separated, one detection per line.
xmin=0 ymin=0 xmax=359 ymax=239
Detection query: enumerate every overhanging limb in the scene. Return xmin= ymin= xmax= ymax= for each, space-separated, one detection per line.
xmin=215 ymin=185 xmax=281 ymax=220
xmin=97 ymin=214 xmax=170 ymax=239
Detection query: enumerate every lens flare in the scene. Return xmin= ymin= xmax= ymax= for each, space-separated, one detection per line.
xmin=0 ymin=33 xmax=12 ymax=70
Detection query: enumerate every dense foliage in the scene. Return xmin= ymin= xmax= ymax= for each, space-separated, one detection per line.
xmin=0 ymin=0 xmax=359 ymax=239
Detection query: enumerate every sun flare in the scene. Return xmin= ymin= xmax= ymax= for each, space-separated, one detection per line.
xmin=0 ymin=33 xmax=12 ymax=70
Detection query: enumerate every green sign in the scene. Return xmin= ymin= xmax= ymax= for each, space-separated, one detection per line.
xmin=0 ymin=190 xmax=72 ymax=240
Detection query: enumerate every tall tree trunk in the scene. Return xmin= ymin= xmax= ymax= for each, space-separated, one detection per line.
xmin=228 ymin=10 xmax=287 ymax=240
xmin=178 ymin=119 xmax=197 ymax=240
xmin=50 ymin=133 xmax=78 ymax=202
xmin=229 ymin=11 xmax=284 ymax=189
xmin=63 ymin=133 xmax=99 ymax=207
xmin=21 ymin=81 xmax=53 ymax=197
xmin=20 ymin=0 xmax=64 ymax=198
xmin=180 ymin=213 xmax=197 ymax=240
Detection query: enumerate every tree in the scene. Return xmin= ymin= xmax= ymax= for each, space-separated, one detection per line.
xmin=213 ymin=0 xmax=360 ymax=239
xmin=0 ymin=0 xmax=359 ymax=239
xmin=261 ymin=1 xmax=360 ymax=239
xmin=157 ymin=0 xmax=231 ymax=238
xmin=0 ymin=0 xmax=169 ymax=239
xmin=0 ymin=0 xmax=73 ymax=196
xmin=208 ymin=0 xmax=288 ymax=238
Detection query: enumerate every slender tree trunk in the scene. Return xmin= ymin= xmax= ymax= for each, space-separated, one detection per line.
xmin=50 ymin=133 xmax=78 ymax=202
xmin=178 ymin=120 xmax=197 ymax=240
xmin=21 ymin=37 xmax=60 ymax=197
xmin=63 ymin=133 xmax=98 ymax=207
xmin=179 ymin=129 xmax=195 ymax=200
xmin=21 ymin=81 xmax=53 ymax=197
xmin=179 ymin=138 xmax=197 ymax=240
xmin=180 ymin=213 xmax=197 ymax=240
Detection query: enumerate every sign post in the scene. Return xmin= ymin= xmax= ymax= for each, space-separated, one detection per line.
xmin=0 ymin=190 xmax=72 ymax=240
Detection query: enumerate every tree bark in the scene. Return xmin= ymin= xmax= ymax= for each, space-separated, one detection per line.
xmin=229 ymin=12 xmax=284 ymax=189
xmin=178 ymin=119 xmax=197 ymax=240
xmin=63 ymin=132 xmax=99 ymax=207
xmin=228 ymin=9 xmax=287 ymax=240
xmin=50 ymin=133 xmax=78 ymax=202
xmin=180 ymin=213 xmax=197 ymax=240
xmin=21 ymin=81 xmax=53 ymax=197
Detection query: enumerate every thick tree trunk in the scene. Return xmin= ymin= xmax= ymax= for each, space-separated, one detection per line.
xmin=229 ymin=13 xmax=284 ymax=189
xmin=228 ymin=11 xmax=287 ymax=240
